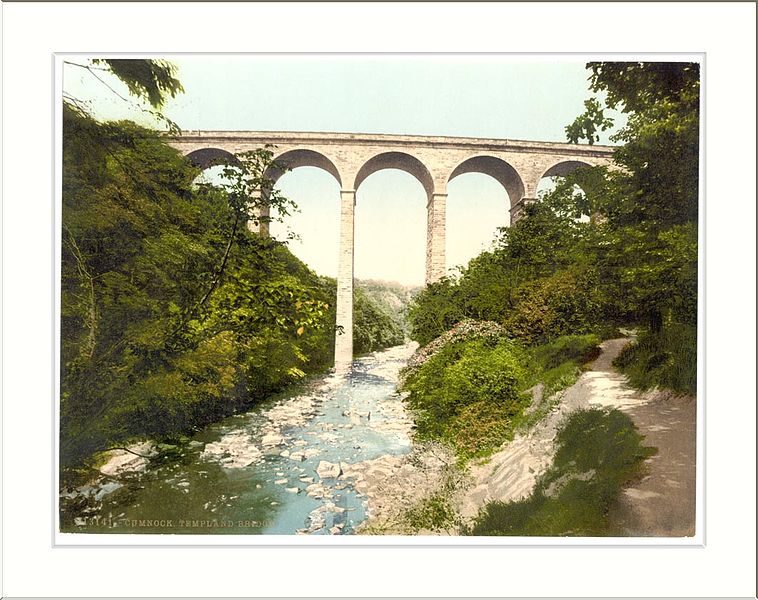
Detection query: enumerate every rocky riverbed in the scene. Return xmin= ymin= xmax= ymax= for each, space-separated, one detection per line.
xmin=60 ymin=343 xmax=422 ymax=535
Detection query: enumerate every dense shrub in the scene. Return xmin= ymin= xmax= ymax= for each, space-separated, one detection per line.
xmin=521 ymin=334 xmax=601 ymax=404
xmin=502 ymin=269 xmax=603 ymax=345
xmin=613 ymin=323 xmax=697 ymax=395
xmin=404 ymin=319 xmax=507 ymax=372
xmin=407 ymin=277 xmax=466 ymax=346
xmin=404 ymin=337 xmax=529 ymax=458
xmin=60 ymin=111 xmax=407 ymax=467
xmin=402 ymin=327 xmax=602 ymax=459
xmin=530 ymin=334 xmax=601 ymax=371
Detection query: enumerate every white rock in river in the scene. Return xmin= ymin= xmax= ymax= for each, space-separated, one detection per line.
xmin=200 ymin=430 xmax=262 ymax=468
xmin=94 ymin=481 xmax=123 ymax=501
xmin=261 ymin=433 xmax=284 ymax=447
xmin=316 ymin=460 xmax=342 ymax=479
xmin=99 ymin=441 xmax=156 ymax=476
xmin=290 ymin=448 xmax=319 ymax=461
xmin=305 ymin=482 xmax=327 ymax=499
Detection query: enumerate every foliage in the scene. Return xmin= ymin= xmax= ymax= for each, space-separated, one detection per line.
xmin=564 ymin=98 xmax=615 ymax=145
xmin=403 ymin=319 xmax=507 ymax=374
xmin=60 ymin=111 xmax=407 ymax=464
xmin=464 ymin=408 xmax=656 ymax=536
xmin=60 ymin=107 xmax=339 ymax=464
xmin=408 ymin=194 xmax=606 ymax=346
xmin=529 ymin=333 xmax=601 ymax=371
xmin=61 ymin=60 xmax=410 ymax=467
xmin=522 ymin=334 xmax=601 ymax=406
xmin=64 ymin=58 xmax=185 ymax=132
xmin=403 ymin=336 xmax=530 ymax=459
xmin=502 ymin=268 xmax=603 ymax=345
xmin=409 ymin=61 xmax=699 ymax=395
xmin=613 ymin=324 xmax=697 ymax=395
xmin=407 ymin=277 xmax=466 ymax=346
xmin=91 ymin=59 xmax=184 ymax=109
xmin=403 ymin=323 xmax=601 ymax=460
xmin=403 ymin=493 xmax=460 ymax=533
xmin=352 ymin=285 xmax=405 ymax=355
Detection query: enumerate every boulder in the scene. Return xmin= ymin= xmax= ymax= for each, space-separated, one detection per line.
xmin=261 ymin=433 xmax=284 ymax=447
xmin=316 ymin=460 xmax=342 ymax=479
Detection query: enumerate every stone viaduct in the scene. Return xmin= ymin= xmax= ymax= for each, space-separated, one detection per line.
xmin=167 ymin=131 xmax=615 ymax=369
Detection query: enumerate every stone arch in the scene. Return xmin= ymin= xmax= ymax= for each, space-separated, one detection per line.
xmin=353 ymin=152 xmax=434 ymax=198
xmin=537 ymin=159 xmax=597 ymax=221
xmin=184 ymin=147 xmax=241 ymax=170
xmin=266 ymin=148 xmax=343 ymax=187
xmin=447 ymin=155 xmax=525 ymax=206
xmin=539 ymin=159 xmax=594 ymax=184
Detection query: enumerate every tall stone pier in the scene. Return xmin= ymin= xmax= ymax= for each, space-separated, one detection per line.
xmin=168 ymin=131 xmax=615 ymax=370
xmin=335 ymin=190 xmax=356 ymax=369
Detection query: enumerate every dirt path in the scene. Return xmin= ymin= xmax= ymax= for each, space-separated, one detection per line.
xmin=580 ymin=338 xmax=697 ymax=536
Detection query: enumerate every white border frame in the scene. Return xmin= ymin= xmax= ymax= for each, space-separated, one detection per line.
xmin=52 ymin=51 xmax=705 ymax=549
xmin=3 ymin=3 xmax=755 ymax=598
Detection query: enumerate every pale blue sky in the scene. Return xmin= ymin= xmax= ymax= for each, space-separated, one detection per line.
xmin=64 ymin=55 xmax=620 ymax=284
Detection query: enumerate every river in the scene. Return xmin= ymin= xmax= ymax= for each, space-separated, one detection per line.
xmin=60 ymin=342 xmax=418 ymax=536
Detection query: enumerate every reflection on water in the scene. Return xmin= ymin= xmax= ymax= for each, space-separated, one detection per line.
xmin=60 ymin=343 xmax=417 ymax=535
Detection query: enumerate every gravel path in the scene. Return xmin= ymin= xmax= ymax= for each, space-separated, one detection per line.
xmin=610 ymin=390 xmax=697 ymax=536
xmin=584 ymin=338 xmax=697 ymax=536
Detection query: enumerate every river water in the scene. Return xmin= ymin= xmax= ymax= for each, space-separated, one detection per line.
xmin=60 ymin=343 xmax=417 ymax=536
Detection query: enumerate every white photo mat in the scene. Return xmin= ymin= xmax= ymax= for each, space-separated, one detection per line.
xmin=3 ymin=2 xmax=756 ymax=598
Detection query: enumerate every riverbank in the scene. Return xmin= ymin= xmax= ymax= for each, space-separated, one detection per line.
xmin=59 ymin=342 xmax=420 ymax=535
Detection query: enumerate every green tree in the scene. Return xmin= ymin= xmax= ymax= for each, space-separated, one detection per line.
xmin=60 ymin=109 xmax=337 ymax=463
xmin=567 ymin=62 xmax=699 ymax=229
xmin=408 ymin=62 xmax=699 ymax=396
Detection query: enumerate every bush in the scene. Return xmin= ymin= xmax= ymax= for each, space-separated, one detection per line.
xmin=407 ymin=277 xmax=465 ymax=346
xmin=530 ymin=334 xmax=601 ymax=371
xmin=502 ymin=268 xmax=603 ymax=345
xmin=613 ymin=323 xmax=697 ymax=395
xmin=402 ymin=328 xmax=603 ymax=460
xmin=450 ymin=399 xmax=527 ymax=459
xmin=404 ymin=337 xmax=529 ymax=458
